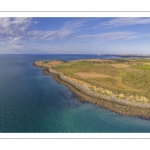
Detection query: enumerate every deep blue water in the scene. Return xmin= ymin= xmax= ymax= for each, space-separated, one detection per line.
xmin=0 ymin=54 xmax=150 ymax=133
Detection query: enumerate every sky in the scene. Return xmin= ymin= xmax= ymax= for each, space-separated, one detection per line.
xmin=0 ymin=17 xmax=150 ymax=54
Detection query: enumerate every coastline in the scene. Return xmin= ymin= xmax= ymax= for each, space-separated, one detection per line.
xmin=33 ymin=62 xmax=150 ymax=119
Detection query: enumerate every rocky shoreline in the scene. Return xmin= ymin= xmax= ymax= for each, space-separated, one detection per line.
xmin=33 ymin=62 xmax=150 ymax=119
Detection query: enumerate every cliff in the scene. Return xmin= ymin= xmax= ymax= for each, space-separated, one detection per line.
xmin=33 ymin=61 xmax=150 ymax=119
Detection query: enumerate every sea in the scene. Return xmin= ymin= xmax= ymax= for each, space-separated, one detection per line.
xmin=0 ymin=54 xmax=150 ymax=133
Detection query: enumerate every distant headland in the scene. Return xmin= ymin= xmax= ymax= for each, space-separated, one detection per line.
xmin=98 ymin=54 xmax=150 ymax=58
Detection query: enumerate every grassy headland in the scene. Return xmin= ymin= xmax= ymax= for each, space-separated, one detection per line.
xmin=33 ymin=58 xmax=150 ymax=119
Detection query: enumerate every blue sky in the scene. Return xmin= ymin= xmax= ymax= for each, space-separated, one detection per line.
xmin=0 ymin=17 xmax=150 ymax=54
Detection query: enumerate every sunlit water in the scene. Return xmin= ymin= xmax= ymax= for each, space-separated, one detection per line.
xmin=0 ymin=54 xmax=150 ymax=132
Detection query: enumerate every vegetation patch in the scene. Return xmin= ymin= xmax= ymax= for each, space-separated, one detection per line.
xmin=133 ymin=65 xmax=150 ymax=71
xmin=35 ymin=58 xmax=150 ymax=106
xmin=34 ymin=58 xmax=150 ymax=119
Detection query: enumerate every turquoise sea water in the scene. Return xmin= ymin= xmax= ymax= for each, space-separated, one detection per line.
xmin=0 ymin=54 xmax=150 ymax=133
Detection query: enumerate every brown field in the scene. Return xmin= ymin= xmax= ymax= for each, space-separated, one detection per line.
xmin=73 ymin=59 xmax=114 ymax=63
xmin=80 ymin=76 xmax=141 ymax=93
xmin=51 ymin=60 xmax=143 ymax=93
xmin=144 ymin=63 xmax=150 ymax=65
xmin=74 ymin=72 xmax=111 ymax=78
xmin=123 ymin=67 xmax=143 ymax=72
xmin=47 ymin=60 xmax=63 ymax=67
xmin=74 ymin=72 xmax=141 ymax=92
xmin=111 ymin=64 xmax=130 ymax=68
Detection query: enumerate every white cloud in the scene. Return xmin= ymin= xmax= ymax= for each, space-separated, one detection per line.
xmin=1 ymin=17 xmax=149 ymax=53
xmin=62 ymin=19 xmax=89 ymax=30
xmin=0 ymin=17 xmax=33 ymax=51
xmin=26 ymin=19 xmax=90 ymax=41
xmin=75 ymin=31 xmax=138 ymax=41
xmin=0 ymin=40 xmax=24 ymax=51
xmin=98 ymin=18 xmax=150 ymax=28
xmin=146 ymin=33 xmax=150 ymax=36
xmin=0 ymin=18 xmax=91 ymax=52
xmin=8 ymin=37 xmax=22 ymax=44
xmin=0 ymin=18 xmax=32 ymax=38
xmin=0 ymin=18 xmax=96 ymax=43
xmin=27 ymin=29 xmax=73 ymax=41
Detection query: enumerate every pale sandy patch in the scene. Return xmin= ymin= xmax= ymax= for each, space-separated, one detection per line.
xmin=123 ymin=67 xmax=143 ymax=72
xmin=143 ymin=63 xmax=150 ymax=65
xmin=73 ymin=59 xmax=114 ymax=63
xmin=74 ymin=72 xmax=111 ymax=78
xmin=111 ymin=64 xmax=129 ymax=68
xmin=48 ymin=61 xmax=63 ymax=67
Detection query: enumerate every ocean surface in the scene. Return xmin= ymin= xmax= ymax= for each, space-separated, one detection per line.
xmin=0 ymin=54 xmax=150 ymax=133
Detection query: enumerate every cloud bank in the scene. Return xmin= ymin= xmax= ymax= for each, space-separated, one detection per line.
xmin=99 ymin=17 xmax=150 ymax=28
xmin=0 ymin=17 xmax=150 ymax=54
xmin=75 ymin=31 xmax=138 ymax=41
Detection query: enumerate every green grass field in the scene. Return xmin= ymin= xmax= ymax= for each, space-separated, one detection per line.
xmin=53 ymin=58 xmax=150 ymax=99
xmin=37 ymin=58 xmax=150 ymax=102
xmin=133 ymin=65 xmax=150 ymax=71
